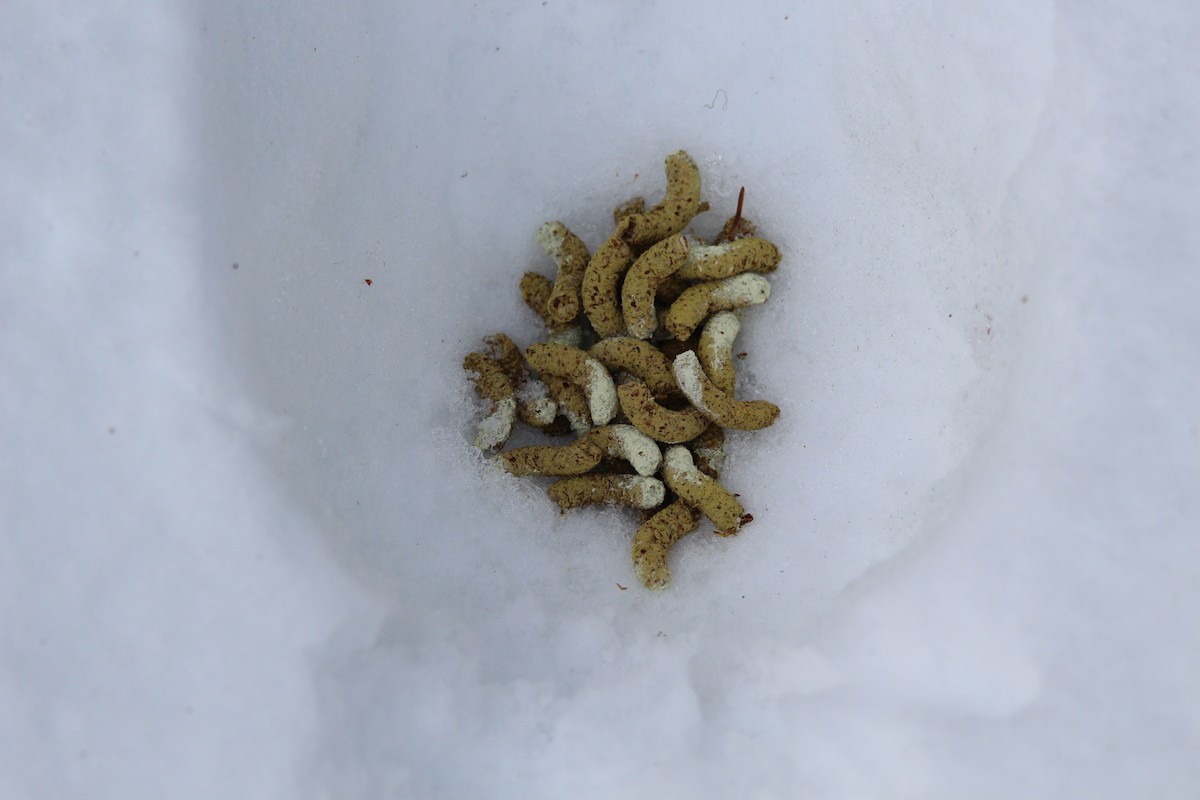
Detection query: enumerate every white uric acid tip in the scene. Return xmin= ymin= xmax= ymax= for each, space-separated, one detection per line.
xmin=703 ymin=311 xmax=741 ymax=366
xmin=583 ymin=359 xmax=618 ymax=426
xmin=536 ymin=221 xmax=567 ymax=255
xmin=671 ymin=350 xmax=713 ymax=417
xmin=606 ymin=424 xmax=663 ymax=476
xmin=563 ymin=406 xmax=592 ymax=434
xmin=693 ymin=442 xmax=726 ymax=475
xmin=663 ymin=445 xmax=703 ymax=485
xmin=712 ymin=273 xmax=770 ymax=306
xmin=686 ymin=240 xmax=733 ymax=263
xmin=546 ymin=325 xmax=583 ymax=349
xmin=475 ymin=397 xmax=516 ymax=450
xmin=517 ymin=378 xmax=557 ymax=426
xmin=616 ymin=475 xmax=666 ymax=509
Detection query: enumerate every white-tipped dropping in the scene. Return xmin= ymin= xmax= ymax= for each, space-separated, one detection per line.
xmin=701 ymin=311 xmax=741 ymax=375
xmin=671 ymin=350 xmax=713 ymax=417
xmin=685 ymin=240 xmax=734 ymax=267
xmin=712 ymin=273 xmax=770 ymax=307
xmin=517 ymin=378 xmax=557 ymax=426
xmin=615 ymin=475 xmax=666 ymax=509
xmin=583 ymin=359 xmax=618 ymax=426
xmin=604 ymin=424 xmax=663 ymax=476
xmin=475 ymin=397 xmax=516 ymax=450
xmin=536 ymin=221 xmax=567 ymax=256
xmin=663 ymin=445 xmax=704 ymax=485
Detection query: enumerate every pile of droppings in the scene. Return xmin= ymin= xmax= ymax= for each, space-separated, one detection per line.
xmin=464 ymin=150 xmax=782 ymax=590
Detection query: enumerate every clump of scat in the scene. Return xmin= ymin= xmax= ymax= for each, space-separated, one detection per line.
xmin=463 ymin=152 xmax=781 ymax=590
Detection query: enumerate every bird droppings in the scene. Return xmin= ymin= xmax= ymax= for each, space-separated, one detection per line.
xmin=463 ymin=150 xmax=783 ymax=588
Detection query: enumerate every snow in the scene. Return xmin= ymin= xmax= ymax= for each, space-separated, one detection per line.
xmin=3 ymin=1 xmax=1198 ymax=798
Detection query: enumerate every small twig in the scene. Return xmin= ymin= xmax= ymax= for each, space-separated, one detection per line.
xmin=703 ymin=89 xmax=728 ymax=110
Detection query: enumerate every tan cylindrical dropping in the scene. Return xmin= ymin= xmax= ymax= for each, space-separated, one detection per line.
xmin=672 ymin=350 xmax=779 ymax=431
xmin=631 ymin=500 xmax=700 ymax=590
xmin=538 ymin=221 xmax=590 ymax=326
xmin=546 ymin=475 xmax=665 ymax=511
xmin=497 ymin=437 xmax=604 ymax=477
xmin=616 ymin=379 xmax=710 ymax=444
xmin=586 ymin=424 xmax=663 ymax=477
xmin=677 ymin=237 xmax=780 ymax=281
xmin=581 ymin=218 xmax=635 ymax=338
xmin=520 ymin=272 xmax=584 ymax=347
xmin=462 ymin=351 xmax=517 ymax=450
xmin=519 ymin=271 xmax=554 ymax=323
xmin=621 ymin=234 xmax=688 ymax=339
xmin=661 ymin=445 xmax=745 ymax=533
xmin=588 ymin=337 xmax=677 ymax=399
xmin=526 ymin=343 xmax=618 ymax=427
xmin=664 ymin=273 xmax=771 ymax=340
xmin=697 ymin=311 xmax=741 ymax=394
xmin=620 ymin=150 xmax=703 ymax=249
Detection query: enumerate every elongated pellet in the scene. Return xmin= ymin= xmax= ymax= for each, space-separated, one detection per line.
xmin=588 ymin=337 xmax=677 ymax=399
xmin=586 ymin=424 xmax=662 ymax=476
xmin=526 ymin=343 xmax=618 ymax=427
xmin=616 ymin=379 xmax=710 ymax=444
xmin=547 ymin=474 xmax=665 ymax=511
xmin=484 ymin=333 xmax=557 ymax=427
xmin=620 ymin=151 xmax=703 ymax=249
xmin=539 ymin=222 xmax=590 ymax=326
xmin=664 ymin=273 xmax=771 ymax=340
xmin=661 ymin=445 xmax=745 ymax=533
xmin=632 ymin=500 xmax=700 ymax=590
xmin=463 ymin=351 xmax=517 ymax=450
xmin=696 ymin=311 xmax=741 ymax=394
xmin=672 ymin=350 xmax=779 ymax=431
xmin=520 ymin=272 xmax=554 ymax=324
xmin=497 ymin=437 xmax=604 ymax=477
xmin=677 ymin=237 xmax=780 ymax=281
xmin=520 ymin=271 xmax=584 ymax=347
xmin=621 ymin=234 xmax=687 ymax=339
xmin=581 ymin=217 xmax=635 ymax=338
xmin=541 ymin=373 xmax=592 ymax=432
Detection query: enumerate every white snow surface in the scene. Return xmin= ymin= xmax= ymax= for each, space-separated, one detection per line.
xmin=3 ymin=1 xmax=1198 ymax=798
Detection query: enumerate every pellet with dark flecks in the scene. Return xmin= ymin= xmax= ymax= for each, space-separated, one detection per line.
xmin=632 ymin=499 xmax=700 ymax=590
xmin=617 ymin=379 xmax=710 ymax=444
xmin=546 ymin=474 xmax=665 ymax=511
xmin=589 ymin=337 xmax=678 ymax=399
xmin=619 ymin=150 xmax=703 ymax=249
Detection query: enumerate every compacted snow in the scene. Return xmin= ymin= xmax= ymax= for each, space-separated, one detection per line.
xmin=3 ymin=1 xmax=1197 ymax=798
